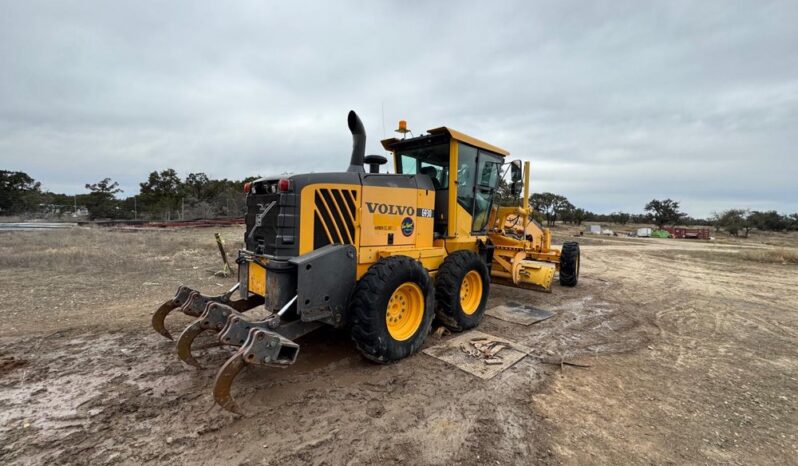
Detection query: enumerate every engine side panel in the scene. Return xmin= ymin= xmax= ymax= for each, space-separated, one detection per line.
xmin=358 ymin=185 xmax=434 ymax=248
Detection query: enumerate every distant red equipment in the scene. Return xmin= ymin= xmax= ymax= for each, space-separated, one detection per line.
xmin=663 ymin=226 xmax=711 ymax=240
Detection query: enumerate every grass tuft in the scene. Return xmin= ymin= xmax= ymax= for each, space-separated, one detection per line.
xmin=738 ymin=248 xmax=798 ymax=265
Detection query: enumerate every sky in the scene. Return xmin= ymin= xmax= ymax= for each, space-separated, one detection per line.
xmin=1 ymin=1 xmax=797 ymax=218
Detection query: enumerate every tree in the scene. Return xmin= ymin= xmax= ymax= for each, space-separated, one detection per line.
xmin=84 ymin=178 xmax=123 ymax=220
xmin=184 ymin=172 xmax=214 ymax=201
xmin=139 ymin=169 xmax=183 ymax=219
xmin=182 ymin=172 xmax=221 ymax=219
xmin=610 ymin=212 xmax=631 ymax=225
xmin=571 ymin=208 xmax=589 ymax=226
xmin=747 ymin=210 xmax=787 ymax=232
xmin=644 ymin=198 xmax=685 ymax=229
xmin=714 ymin=209 xmax=751 ymax=237
xmin=556 ymin=199 xmax=575 ymax=224
xmin=530 ymin=192 xmax=571 ymax=226
xmin=0 ymin=170 xmax=42 ymax=214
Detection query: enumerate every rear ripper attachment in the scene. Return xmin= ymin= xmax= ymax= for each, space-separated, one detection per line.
xmin=152 ymin=243 xmax=356 ymax=414
xmin=205 ymin=244 xmax=354 ymax=413
xmin=151 ymin=284 xmax=263 ymax=340
xmin=174 ymin=292 xmax=310 ymax=414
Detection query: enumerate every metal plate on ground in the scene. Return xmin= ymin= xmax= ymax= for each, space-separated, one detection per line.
xmin=485 ymin=302 xmax=556 ymax=326
xmin=422 ymin=331 xmax=532 ymax=380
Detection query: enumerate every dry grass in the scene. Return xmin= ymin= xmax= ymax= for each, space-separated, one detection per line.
xmin=738 ymin=247 xmax=798 ymax=264
xmin=647 ymin=245 xmax=798 ymax=267
xmin=0 ymin=226 xmax=244 ymax=273
xmin=0 ymin=225 xmax=246 ymax=336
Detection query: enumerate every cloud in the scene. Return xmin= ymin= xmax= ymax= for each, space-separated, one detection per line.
xmin=1 ymin=0 xmax=796 ymax=217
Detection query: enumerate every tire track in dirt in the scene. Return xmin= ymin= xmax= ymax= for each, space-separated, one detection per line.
xmin=532 ymin=239 xmax=798 ymax=465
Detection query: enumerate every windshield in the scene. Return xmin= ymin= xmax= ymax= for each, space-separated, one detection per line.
xmin=396 ymin=144 xmax=449 ymax=190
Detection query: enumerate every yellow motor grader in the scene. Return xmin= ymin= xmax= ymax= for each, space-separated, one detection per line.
xmin=153 ymin=111 xmax=580 ymax=413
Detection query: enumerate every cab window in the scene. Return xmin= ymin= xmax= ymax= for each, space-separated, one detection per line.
xmin=397 ymin=146 xmax=449 ymax=190
xmin=477 ymin=155 xmax=501 ymax=188
xmin=400 ymin=155 xmax=417 ymax=175
xmin=456 ymin=143 xmax=478 ymax=209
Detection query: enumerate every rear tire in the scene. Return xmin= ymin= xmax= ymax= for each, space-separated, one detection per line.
xmin=349 ymin=256 xmax=434 ymax=363
xmin=559 ymin=242 xmax=580 ymax=286
xmin=434 ymin=250 xmax=490 ymax=332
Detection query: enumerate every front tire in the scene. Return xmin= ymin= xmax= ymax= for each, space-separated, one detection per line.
xmin=349 ymin=256 xmax=434 ymax=363
xmin=435 ymin=250 xmax=490 ymax=332
xmin=559 ymin=242 xmax=580 ymax=286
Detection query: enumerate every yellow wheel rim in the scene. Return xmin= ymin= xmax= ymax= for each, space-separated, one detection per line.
xmin=386 ymin=282 xmax=425 ymax=341
xmin=460 ymin=270 xmax=483 ymax=315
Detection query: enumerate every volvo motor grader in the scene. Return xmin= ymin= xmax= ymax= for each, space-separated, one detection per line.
xmin=153 ymin=111 xmax=580 ymax=414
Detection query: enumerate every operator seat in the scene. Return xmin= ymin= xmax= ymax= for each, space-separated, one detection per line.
xmin=419 ymin=166 xmax=442 ymax=190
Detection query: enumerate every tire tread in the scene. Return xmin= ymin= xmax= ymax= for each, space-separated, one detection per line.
xmin=350 ymin=256 xmax=433 ymax=363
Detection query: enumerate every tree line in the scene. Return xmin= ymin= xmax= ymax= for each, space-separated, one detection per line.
xmin=494 ymin=179 xmax=704 ymax=228
xmin=1 ymin=169 xmax=256 ymax=220
xmin=522 ymin=193 xmax=705 ymax=229
xmin=501 ymin=185 xmax=798 ymax=235
xmin=710 ymin=209 xmax=798 ymax=237
xmin=3 ymin=169 xmax=798 ymax=234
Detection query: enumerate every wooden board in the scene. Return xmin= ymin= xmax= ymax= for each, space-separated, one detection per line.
xmin=422 ymin=331 xmax=531 ymax=380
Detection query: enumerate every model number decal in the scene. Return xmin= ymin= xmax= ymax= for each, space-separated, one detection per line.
xmin=417 ymin=208 xmax=433 ymax=218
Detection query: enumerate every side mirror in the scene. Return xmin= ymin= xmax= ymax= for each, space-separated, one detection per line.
xmin=511 ymin=160 xmax=523 ymax=182
xmin=510 ymin=160 xmax=523 ymax=196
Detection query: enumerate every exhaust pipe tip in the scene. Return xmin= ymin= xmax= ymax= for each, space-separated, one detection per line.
xmin=347 ymin=110 xmax=361 ymax=132
xmin=347 ymin=110 xmax=366 ymax=173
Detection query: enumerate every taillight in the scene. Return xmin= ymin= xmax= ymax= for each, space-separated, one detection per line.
xmin=243 ymin=182 xmax=252 ymax=193
xmin=278 ymin=178 xmax=290 ymax=192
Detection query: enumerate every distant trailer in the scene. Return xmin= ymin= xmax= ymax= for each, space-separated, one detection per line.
xmin=663 ymin=226 xmax=711 ymax=240
xmin=587 ymin=224 xmax=602 ymax=234
xmin=637 ymin=227 xmax=652 ymax=237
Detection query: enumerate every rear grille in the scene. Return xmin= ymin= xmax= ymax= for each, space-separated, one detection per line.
xmin=313 ymin=188 xmax=357 ymax=249
xmin=245 ymin=191 xmax=297 ymax=256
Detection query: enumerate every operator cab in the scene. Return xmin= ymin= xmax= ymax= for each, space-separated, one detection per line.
xmin=382 ymin=127 xmax=507 ymax=238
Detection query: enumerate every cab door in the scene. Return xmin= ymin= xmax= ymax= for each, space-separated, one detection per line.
xmin=472 ymin=151 xmax=503 ymax=233
xmin=456 ymin=143 xmax=502 ymax=234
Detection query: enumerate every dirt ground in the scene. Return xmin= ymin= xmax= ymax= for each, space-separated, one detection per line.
xmin=0 ymin=225 xmax=796 ymax=465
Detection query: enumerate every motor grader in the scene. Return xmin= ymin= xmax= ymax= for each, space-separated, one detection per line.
xmin=153 ymin=111 xmax=580 ymax=414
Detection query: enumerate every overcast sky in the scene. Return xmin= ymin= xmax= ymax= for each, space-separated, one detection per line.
xmin=1 ymin=1 xmax=796 ymax=217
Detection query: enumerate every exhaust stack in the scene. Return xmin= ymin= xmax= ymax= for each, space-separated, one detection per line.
xmin=346 ymin=110 xmax=366 ymax=173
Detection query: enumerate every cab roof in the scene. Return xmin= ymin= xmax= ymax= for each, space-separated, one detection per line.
xmin=380 ymin=126 xmax=510 ymax=157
